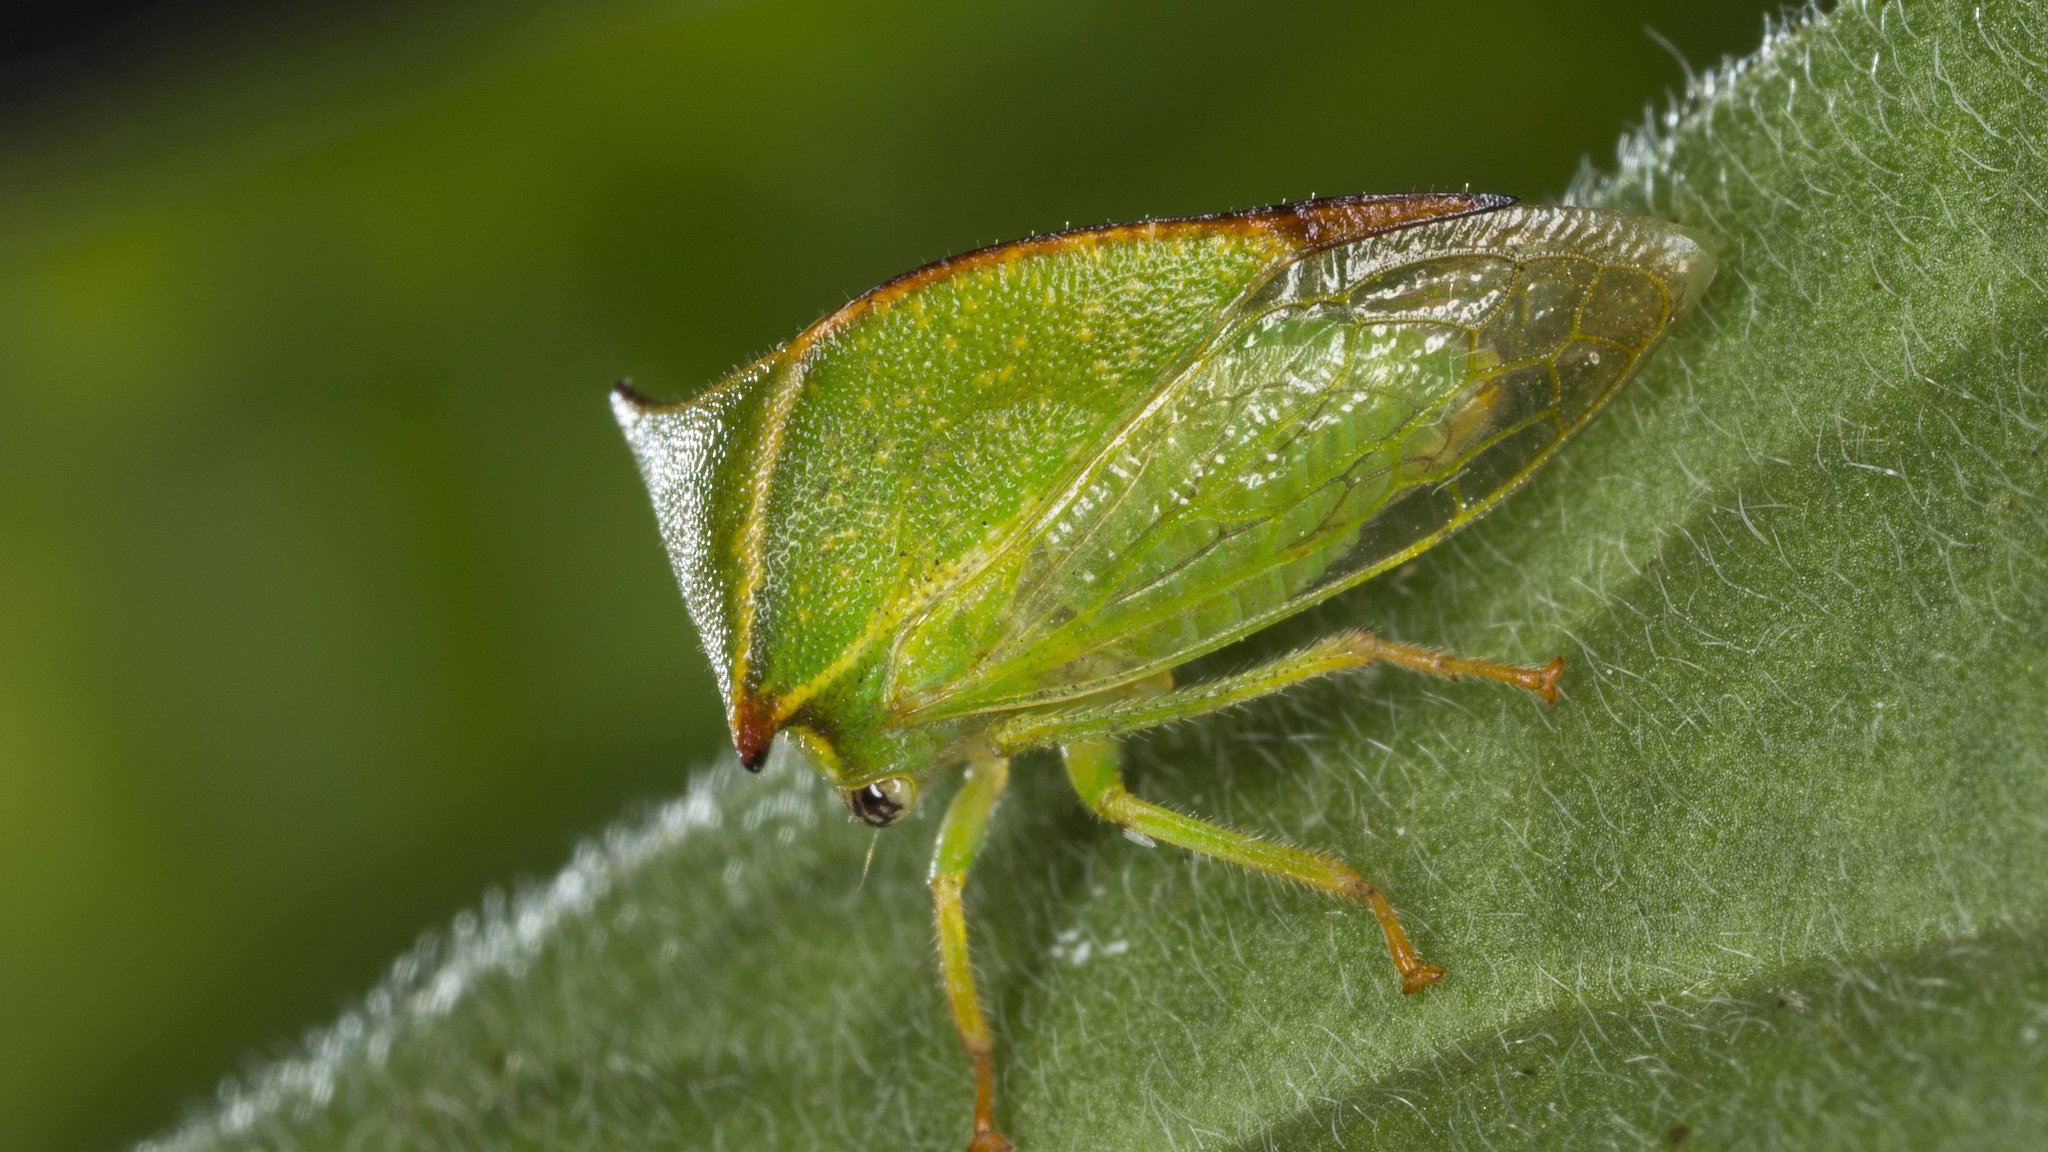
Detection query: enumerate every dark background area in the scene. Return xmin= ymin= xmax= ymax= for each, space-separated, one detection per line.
xmin=0 ymin=1 xmax=325 ymax=105
xmin=1 ymin=0 xmax=233 ymax=66
xmin=0 ymin=2 xmax=1780 ymax=1148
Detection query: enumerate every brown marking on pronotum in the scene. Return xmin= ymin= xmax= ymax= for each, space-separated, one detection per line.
xmin=1267 ymin=191 xmax=1516 ymax=249
xmin=784 ymin=192 xmax=1516 ymax=362
xmin=731 ymin=689 xmax=778 ymax=771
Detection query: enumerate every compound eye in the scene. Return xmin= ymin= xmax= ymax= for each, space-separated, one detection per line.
xmin=845 ymin=777 xmax=917 ymax=827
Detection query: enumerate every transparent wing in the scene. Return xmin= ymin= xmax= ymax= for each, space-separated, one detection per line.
xmin=886 ymin=206 xmax=1714 ymax=720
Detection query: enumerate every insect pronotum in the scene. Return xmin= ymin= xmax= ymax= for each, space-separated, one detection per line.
xmin=614 ymin=193 xmax=1714 ymax=1151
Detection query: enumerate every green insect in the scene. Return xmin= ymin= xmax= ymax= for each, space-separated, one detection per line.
xmin=613 ymin=192 xmax=1712 ymax=1151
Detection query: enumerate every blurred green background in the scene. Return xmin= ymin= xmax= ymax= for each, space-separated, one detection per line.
xmin=0 ymin=2 xmax=1778 ymax=1148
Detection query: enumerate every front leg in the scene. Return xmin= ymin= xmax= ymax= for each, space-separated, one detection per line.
xmin=930 ymin=756 xmax=1015 ymax=1152
xmin=1062 ymin=737 xmax=1443 ymax=995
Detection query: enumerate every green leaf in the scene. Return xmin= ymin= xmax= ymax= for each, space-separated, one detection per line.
xmin=143 ymin=1 xmax=2048 ymax=1148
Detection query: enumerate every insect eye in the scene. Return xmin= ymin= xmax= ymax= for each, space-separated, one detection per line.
xmin=845 ymin=777 xmax=917 ymax=827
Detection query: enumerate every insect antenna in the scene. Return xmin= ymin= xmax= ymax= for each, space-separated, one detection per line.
xmin=855 ymin=828 xmax=882 ymax=894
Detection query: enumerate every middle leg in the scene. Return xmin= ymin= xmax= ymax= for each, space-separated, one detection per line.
xmin=1060 ymin=736 xmax=1443 ymax=994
